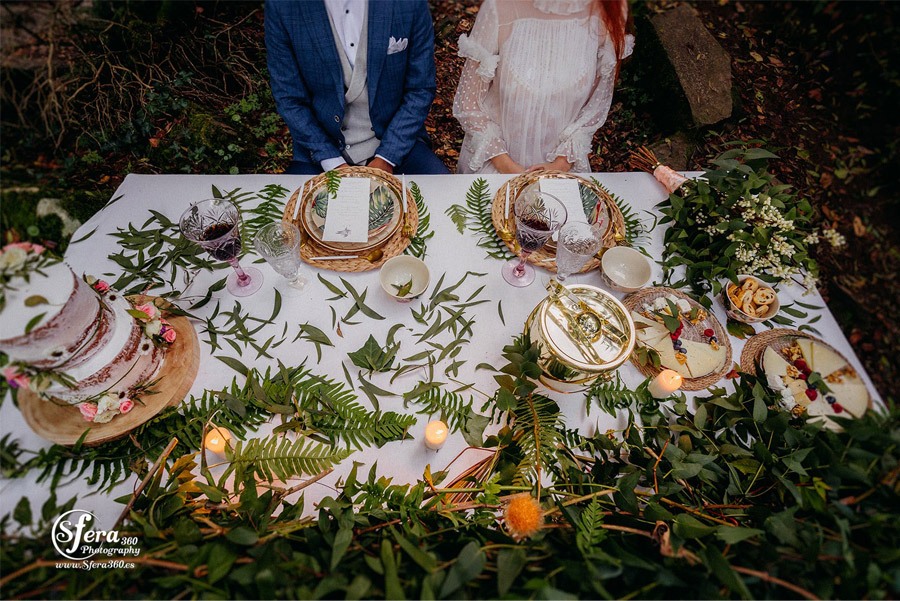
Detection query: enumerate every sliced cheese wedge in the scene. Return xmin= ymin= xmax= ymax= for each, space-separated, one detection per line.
xmin=811 ymin=344 xmax=848 ymax=379
xmin=762 ymin=346 xmax=791 ymax=392
xmin=826 ymin=379 xmax=869 ymax=418
xmin=631 ymin=313 xmax=669 ymax=348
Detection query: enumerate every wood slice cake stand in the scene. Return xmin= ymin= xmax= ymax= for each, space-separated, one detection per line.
xmin=19 ymin=296 xmax=200 ymax=446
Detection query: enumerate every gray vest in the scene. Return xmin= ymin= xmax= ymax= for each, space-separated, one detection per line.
xmin=327 ymin=7 xmax=379 ymax=165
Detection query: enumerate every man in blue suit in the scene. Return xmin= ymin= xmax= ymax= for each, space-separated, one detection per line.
xmin=265 ymin=0 xmax=449 ymax=175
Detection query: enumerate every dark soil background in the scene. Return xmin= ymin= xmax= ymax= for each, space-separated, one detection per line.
xmin=1 ymin=0 xmax=897 ymax=400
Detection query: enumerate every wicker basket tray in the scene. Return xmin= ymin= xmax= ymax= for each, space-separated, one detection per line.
xmin=623 ymin=287 xmax=732 ymax=391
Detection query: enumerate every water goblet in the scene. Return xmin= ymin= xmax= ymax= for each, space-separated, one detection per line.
xmin=501 ymin=190 xmax=567 ymax=287
xmin=555 ymin=221 xmax=604 ymax=282
xmin=178 ymin=198 xmax=263 ymax=297
xmin=253 ymin=222 xmax=308 ymax=290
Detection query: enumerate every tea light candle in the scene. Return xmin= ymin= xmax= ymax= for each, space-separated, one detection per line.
xmin=648 ymin=370 xmax=683 ymax=399
xmin=424 ymin=420 xmax=448 ymax=450
xmin=204 ymin=427 xmax=231 ymax=454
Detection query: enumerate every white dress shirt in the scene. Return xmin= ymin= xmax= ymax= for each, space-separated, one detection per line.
xmin=324 ymin=0 xmax=364 ymax=69
xmin=320 ymin=0 xmax=393 ymax=171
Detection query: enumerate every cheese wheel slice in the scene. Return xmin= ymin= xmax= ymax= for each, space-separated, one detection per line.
xmin=826 ymin=379 xmax=869 ymax=418
xmin=650 ymin=336 xmax=725 ymax=379
xmin=632 ymin=313 xmax=669 ymax=348
xmin=762 ymin=347 xmax=791 ymax=392
xmin=810 ymin=342 xmax=848 ymax=379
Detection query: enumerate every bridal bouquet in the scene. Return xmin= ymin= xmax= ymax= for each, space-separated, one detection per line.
xmin=631 ymin=146 xmax=845 ymax=298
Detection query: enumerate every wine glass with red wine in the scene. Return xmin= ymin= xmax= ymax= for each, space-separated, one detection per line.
xmin=179 ymin=198 xmax=263 ymax=297
xmin=501 ymin=190 xmax=567 ymax=287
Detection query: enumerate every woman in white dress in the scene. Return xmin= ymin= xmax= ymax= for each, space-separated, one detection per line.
xmin=453 ymin=0 xmax=633 ymax=174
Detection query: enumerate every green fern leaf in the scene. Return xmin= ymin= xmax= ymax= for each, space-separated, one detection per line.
xmin=591 ymin=178 xmax=654 ymax=251
xmin=404 ymin=181 xmax=434 ymax=259
xmin=511 ymin=393 xmax=564 ymax=486
xmin=224 ymin=435 xmax=352 ymax=483
xmin=445 ymin=178 xmax=514 ymax=260
xmin=576 ymin=497 xmax=608 ymax=557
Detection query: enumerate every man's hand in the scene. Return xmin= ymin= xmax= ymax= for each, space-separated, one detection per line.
xmin=367 ymin=157 xmax=394 ymax=174
xmin=490 ymin=153 xmax=526 ymax=174
xmin=526 ymin=156 xmax=573 ymax=173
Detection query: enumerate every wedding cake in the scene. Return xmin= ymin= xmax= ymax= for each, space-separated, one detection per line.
xmin=0 ymin=243 xmax=174 ymax=424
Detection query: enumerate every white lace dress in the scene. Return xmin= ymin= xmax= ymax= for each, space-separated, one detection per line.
xmin=453 ymin=0 xmax=633 ymax=174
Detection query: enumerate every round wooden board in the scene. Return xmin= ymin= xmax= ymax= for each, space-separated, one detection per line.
xmin=623 ymin=287 xmax=732 ymax=391
xmin=282 ymin=167 xmax=418 ymax=272
xmin=19 ymin=297 xmax=200 ymax=446
xmin=490 ymin=170 xmax=626 ymax=273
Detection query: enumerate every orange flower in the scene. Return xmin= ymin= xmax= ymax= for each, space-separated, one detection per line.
xmin=504 ymin=495 xmax=543 ymax=541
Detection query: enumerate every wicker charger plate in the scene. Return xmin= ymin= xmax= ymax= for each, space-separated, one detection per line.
xmin=490 ymin=170 xmax=625 ymax=274
xmin=19 ymin=295 xmax=200 ymax=446
xmin=623 ymin=287 xmax=732 ymax=391
xmin=283 ymin=167 xmax=418 ymax=273
xmin=740 ymin=328 xmax=872 ymax=422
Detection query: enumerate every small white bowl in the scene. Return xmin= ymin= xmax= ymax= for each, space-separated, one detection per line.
xmin=722 ymin=274 xmax=780 ymax=323
xmin=600 ymin=246 xmax=651 ymax=292
xmin=379 ymin=255 xmax=430 ymax=302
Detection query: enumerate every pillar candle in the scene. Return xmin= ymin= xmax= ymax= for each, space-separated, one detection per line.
xmin=648 ymin=369 xmax=683 ymax=399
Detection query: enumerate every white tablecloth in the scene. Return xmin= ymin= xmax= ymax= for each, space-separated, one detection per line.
xmin=0 ymin=173 xmax=882 ymax=528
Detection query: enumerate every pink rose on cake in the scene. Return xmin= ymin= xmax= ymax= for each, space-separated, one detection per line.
xmin=93 ymin=280 xmax=111 ymax=294
xmin=160 ymin=322 xmax=177 ymax=343
xmin=134 ymin=303 xmax=158 ymax=319
xmin=3 ymin=242 xmax=44 ymax=254
xmin=2 ymin=366 xmax=30 ymax=389
xmin=78 ymin=402 xmax=98 ymax=422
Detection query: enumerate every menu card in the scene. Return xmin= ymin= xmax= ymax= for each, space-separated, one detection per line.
xmin=539 ymin=178 xmax=585 ymax=225
xmin=322 ymin=177 xmax=370 ymax=243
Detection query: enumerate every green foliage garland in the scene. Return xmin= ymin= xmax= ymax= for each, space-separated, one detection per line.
xmin=658 ymin=147 xmax=846 ymax=299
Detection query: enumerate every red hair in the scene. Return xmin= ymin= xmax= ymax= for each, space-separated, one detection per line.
xmin=596 ymin=0 xmax=630 ymax=78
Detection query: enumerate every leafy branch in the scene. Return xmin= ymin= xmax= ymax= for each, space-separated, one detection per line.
xmin=446 ymin=178 xmax=514 ymax=260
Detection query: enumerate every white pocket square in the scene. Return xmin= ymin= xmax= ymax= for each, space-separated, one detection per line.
xmin=387 ymin=36 xmax=408 ymax=55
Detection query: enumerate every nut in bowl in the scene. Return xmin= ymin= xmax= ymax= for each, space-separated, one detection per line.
xmin=379 ymin=255 xmax=430 ymax=302
xmin=600 ymin=246 xmax=651 ymax=293
xmin=724 ymin=275 xmax=780 ymax=323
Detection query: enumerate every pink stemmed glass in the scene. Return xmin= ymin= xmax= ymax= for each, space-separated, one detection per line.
xmin=501 ymin=190 xmax=567 ymax=287
xmin=179 ymin=198 xmax=263 ymax=297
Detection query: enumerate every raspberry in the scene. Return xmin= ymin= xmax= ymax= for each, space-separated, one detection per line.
xmin=804 ymin=388 xmax=818 ymax=401
xmin=704 ymin=328 xmax=714 ymax=338
xmin=833 ymin=403 xmax=844 ymax=414
xmin=794 ymin=359 xmax=810 ymax=373
xmin=798 ymin=372 xmax=808 ymax=381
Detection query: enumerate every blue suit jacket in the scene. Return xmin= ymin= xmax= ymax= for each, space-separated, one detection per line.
xmin=265 ymin=0 xmax=436 ymax=166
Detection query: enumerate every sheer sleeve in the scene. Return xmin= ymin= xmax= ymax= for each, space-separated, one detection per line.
xmin=453 ymin=0 xmax=507 ymax=172
xmin=547 ymin=30 xmax=635 ymax=172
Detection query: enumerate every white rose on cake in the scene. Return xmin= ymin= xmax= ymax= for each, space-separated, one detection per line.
xmin=92 ymin=393 xmax=121 ymax=424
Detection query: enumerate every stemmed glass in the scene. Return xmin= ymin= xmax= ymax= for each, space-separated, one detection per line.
xmin=253 ymin=222 xmax=308 ymax=290
xmin=179 ymin=198 xmax=263 ymax=297
xmin=502 ymin=190 xmax=567 ymax=287
xmin=555 ymin=221 xmax=604 ymax=282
